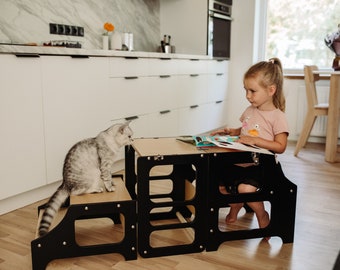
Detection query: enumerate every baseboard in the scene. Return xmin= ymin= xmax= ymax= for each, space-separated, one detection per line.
xmin=0 ymin=181 xmax=61 ymax=215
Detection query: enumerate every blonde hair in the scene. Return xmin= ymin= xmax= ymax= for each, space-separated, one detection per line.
xmin=243 ymin=57 xmax=285 ymax=112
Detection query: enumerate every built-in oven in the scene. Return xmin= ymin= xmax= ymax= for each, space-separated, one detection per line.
xmin=207 ymin=0 xmax=233 ymax=59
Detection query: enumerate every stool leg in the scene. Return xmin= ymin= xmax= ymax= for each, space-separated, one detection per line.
xmin=294 ymin=113 xmax=317 ymax=156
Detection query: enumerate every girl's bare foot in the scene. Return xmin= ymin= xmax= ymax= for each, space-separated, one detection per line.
xmin=226 ymin=203 xmax=243 ymax=223
xmin=219 ymin=186 xmax=228 ymax=195
xmin=257 ymin=211 xmax=271 ymax=241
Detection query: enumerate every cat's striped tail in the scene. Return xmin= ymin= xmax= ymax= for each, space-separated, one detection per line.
xmin=38 ymin=186 xmax=69 ymax=237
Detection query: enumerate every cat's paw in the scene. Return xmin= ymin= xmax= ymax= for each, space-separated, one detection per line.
xmin=104 ymin=180 xmax=116 ymax=192
xmin=106 ymin=185 xmax=116 ymax=192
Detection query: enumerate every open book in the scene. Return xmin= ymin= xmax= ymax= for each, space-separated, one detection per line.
xmin=176 ymin=135 xmax=274 ymax=155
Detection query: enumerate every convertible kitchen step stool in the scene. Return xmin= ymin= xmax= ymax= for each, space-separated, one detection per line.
xmin=125 ymin=138 xmax=297 ymax=257
xmin=31 ymin=176 xmax=137 ymax=270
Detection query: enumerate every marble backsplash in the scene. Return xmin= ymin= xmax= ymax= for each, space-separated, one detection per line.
xmin=0 ymin=0 xmax=160 ymax=52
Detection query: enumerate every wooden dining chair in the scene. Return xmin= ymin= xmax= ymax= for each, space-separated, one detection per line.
xmin=294 ymin=65 xmax=329 ymax=156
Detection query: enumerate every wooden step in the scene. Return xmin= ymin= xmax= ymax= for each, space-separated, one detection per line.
xmin=70 ymin=177 xmax=131 ymax=205
xmin=35 ymin=177 xmax=131 ymax=238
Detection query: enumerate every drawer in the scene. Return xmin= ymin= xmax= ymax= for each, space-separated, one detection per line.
xmin=108 ymin=77 xmax=154 ymax=118
xmin=177 ymin=74 xmax=208 ymax=108
xmin=148 ymin=110 xmax=179 ymax=137
xmin=109 ymin=57 xmax=149 ymax=77
xmin=207 ymin=60 xmax=228 ymax=74
xmin=207 ymin=73 xmax=228 ymax=102
xmin=177 ymin=59 xmax=208 ymax=75
xmin=149 ymin=75 xmax=179 ymax=111
xmin=148 ymin=58 xmax=179 ymax=76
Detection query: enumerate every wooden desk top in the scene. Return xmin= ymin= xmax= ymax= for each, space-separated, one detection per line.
xmin=132 ymin=137 xmax=237 ymax=157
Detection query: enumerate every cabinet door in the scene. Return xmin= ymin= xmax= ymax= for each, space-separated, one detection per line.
xmin=207 ymin=60 xmax=228 ymax=74
xmin=177 ymin=59 xmax=208 ymax=75
xmin=207 ymin=73 xmax=228 ymax=102
xmin=148 ymin=110 xmax=179 ymax=137
xmin=203 ymin=101 xmax=228 ymax=131
xmin=109 ymin=57 xmax=149 ymax=77
xmin=149 ymin=75 xmax=179 ymax=111
xmin=0 ymin=54 xmax=46 ymax=199
xmin=178 ymin=105 xmax=209 ymax=135
xmin=177 ymin=74 xmax=208 ymax=108
xmin=207 ymin=60 xmax=228 ymax=102
xmin=148 ymin=58 xmax=178 ymax=76
xmin=41 ymin=56 xmax=111 ymax=183
xmin=108 ymin=76 xmax=154 ymax=118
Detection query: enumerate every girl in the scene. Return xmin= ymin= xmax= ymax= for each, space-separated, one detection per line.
xmin=211 ymin=58 xmax=289 ymax=237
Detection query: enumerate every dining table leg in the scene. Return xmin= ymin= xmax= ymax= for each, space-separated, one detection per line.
xmin=325 ymin=73 xmax=340 ymax=162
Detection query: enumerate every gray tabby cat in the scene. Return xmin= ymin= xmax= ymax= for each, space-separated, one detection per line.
xmin=38 ymin=122 xmax=133 ymax=237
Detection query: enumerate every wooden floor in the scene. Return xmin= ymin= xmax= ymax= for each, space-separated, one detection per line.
xmin=0 ymin=142 xmax=340 ymax=270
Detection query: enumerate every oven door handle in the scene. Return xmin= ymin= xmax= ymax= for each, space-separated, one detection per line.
xmin=209 ymin=12 xmax=232 ymax=21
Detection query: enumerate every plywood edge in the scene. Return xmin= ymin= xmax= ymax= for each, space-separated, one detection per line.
xmin=70 ymin=177 xmax=131 ymax=205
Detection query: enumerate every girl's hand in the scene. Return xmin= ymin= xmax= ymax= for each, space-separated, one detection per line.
xmin=210 ymin=128 xmax=229 ymax=136
xmin=237 ymin=135 xmax=257 ymax=145
xmin=238 ymin=132 xmax=288 ymax=154
xmin=211 ymin=127 xmax=241 ymax=136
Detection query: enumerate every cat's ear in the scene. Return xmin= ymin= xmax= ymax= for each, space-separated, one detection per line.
xmin=119 ymin=122 xmax=129 ymax=134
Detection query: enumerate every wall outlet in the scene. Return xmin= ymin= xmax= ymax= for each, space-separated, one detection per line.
xmin=57 ymin=24 xmax=65 ymax=35
xmin=49 ymin=23 xmax=84 ymax=37
xmin=49 ymin=23 xmax=58 ymax=34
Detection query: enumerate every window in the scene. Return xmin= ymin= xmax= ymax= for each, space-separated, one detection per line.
xmin=265 ymin=0 xmax=340 ymax=69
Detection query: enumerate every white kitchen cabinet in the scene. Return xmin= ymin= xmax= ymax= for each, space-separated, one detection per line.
xmin=148 ymin=109 xmax=179 ymax=137
xmin=207 ymin=60 xmax=228 ymax=102
xmin=108 ymin=76 xmax=154 ymax=118
xmin=148 ymin=58 xmax=179 ymax=76
xmin=207 ymin=59 xmax=228 ymax=74
xmin=177 ymin=59 xmax=208 ymax=75
xmin=109 ymin=57 xmax=149 ymax=77
xmin=41 ymin=55 xmax=111 ymax=183
xmin=0 ymin=51 xmax=229 ymax=214
xmin=148 ymin=75 xmax=179 ymax=112
xmin=0 ymin=54 xmax=46 ymax=199
xmin=203 ymin=101 xmax=228 ymax=131
xmin=178 ymin=104 xmax=210 ymax=135
xmin=177 ymin=74 xmax=208 ymax=108
xmin=207 ymin=73 xmax=228 ymax=102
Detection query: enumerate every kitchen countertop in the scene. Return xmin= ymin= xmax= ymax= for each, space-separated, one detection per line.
xmin=0 ymin=44 xmax=215 ymax=60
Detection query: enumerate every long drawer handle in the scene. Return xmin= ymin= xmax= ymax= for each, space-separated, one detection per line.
xmin=124 ymin=76 xmax=139 ymax=80
xmin=124 ymin=56 xmax=139 ymax=59
xmin=190 ymin=74 xmax=199 ymax=77
xmin=160 ymin=110 xmax=171 ymax=114
xmin=216 ymin=73 xmax=224 ymax=76
xmin=216 ymin=100 xmax=223 ymax=104
xmin=15 ymin=53 xmax=40 ymax=58
xmin=159 ymin=75 xmax=171 ymax=78
xmin=190 ymin=105 xmax=199 ymax=109
xmin=125 ymin=116 xmax=139 ymax=121
xmin=71 ymin=55 xmax=89 ymax=58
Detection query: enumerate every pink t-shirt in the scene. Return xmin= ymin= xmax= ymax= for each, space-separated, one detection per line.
xmin=240 ymin=106 xmax=289 ymax=141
